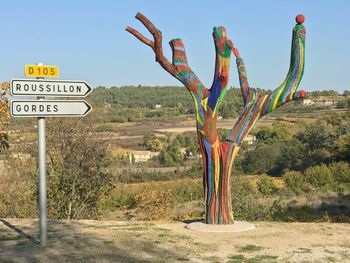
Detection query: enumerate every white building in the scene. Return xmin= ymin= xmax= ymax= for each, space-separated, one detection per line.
xmin=129 ymin=150 xmax=159 ymax=163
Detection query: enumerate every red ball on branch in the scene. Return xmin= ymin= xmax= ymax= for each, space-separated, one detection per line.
xmin=296 ymin=14 xmax=305 ymax=24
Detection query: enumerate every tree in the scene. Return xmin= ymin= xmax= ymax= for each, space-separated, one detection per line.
xmin=305 ymin=164 xmax=334 ymax=191
xmin=45 ymin=118 xmax=113 ymax=220
xmin=334 ymin=133 xmax=350 ymax=161
xmin=242 ymin=142 xmax=284 ymax=174
xmin=273 ymin=140 xmax=309 ymax=174
xmin=126 ymin=13 xmax=307 ymax=224
xmin=297 ymin=120 xmax=336 ymax=151
xmin=144 ymin=134 xmax=163 ymax=151
xmin=158 ymin=139 xmax=183 ymax=166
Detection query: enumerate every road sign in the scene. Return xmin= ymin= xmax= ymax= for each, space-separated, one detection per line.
xmin=10 ymin=79 xmax=92 ymax=97
xmin=11 ymin=100 xmax=92 ymax=117
xmin=13 ymin=63 xmax=92 ymax=247
xmin=25 ymin=65 xmax=59 ymax=78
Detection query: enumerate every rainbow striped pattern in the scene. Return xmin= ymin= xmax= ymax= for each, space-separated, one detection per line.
xmin=170 ymin=22 xmax=305 ymax=224
xmin=169 ymin=27 xmax=237 ymax=224
xmin=226 ymin=23 xmax=306 ymax=144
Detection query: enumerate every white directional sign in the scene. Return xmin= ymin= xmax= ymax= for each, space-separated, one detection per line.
xmin=10 ymin=79 xmax=92 ymax=97
xmin=11 ymin=100 xmax=92 ymax=117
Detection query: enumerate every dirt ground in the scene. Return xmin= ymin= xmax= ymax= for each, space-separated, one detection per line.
xmin=0 ymin=219 xmax=349 ymax=263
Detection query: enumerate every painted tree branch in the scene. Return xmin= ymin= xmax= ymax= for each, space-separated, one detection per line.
xmin=226 ymin=16 xmax=307 ymax=143
xmin=126 ymin=12 xmax=205 ymax=98
xmin=126 ymin=12 xmax=175 ymax=76
xmin=208 ymin=27 xmax=233 ymax=115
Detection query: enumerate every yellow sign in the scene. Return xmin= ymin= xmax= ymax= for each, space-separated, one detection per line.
xmin=25 ymin=65 xmax=59 ymax=78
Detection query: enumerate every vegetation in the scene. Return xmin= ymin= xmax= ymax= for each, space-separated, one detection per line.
xmin=1 ymin=116 xmax=114 ymax=220
xmin=304 ymin=164 xmax=334 ymax=191
xmin=283 ymin=171 xmax=307 ymax=194
xmin=45 ymin=117 xmax=113 ymax=220
xmin=0 ymin=157 xmax=37 ymax=218
xmin=235 ymin=111 xmax=350 ymax=176
xmin=256 ymin=176 xmax=278 ymax=195
xmin=1 ymin=83 xmax=350 ymax=223
xmin=88 ymin=86 xmax=245 ymax=122
xmin=0 ymin=82 xmax=10 ymax=153
xmin=157 ymin=133 xmax=199 ymax=166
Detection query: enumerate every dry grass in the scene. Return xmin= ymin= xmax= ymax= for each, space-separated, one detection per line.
xmin=1 ymin=219 xmax=349 ymax=263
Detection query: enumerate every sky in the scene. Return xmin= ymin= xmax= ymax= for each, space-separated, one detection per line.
xmin=1 ymin=0 xmax=350 ymax=93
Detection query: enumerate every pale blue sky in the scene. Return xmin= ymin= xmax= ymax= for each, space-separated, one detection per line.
xmin=1 ymin=0 xmax=349 ymax=92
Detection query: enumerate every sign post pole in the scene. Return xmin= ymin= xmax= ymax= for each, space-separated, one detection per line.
xmin=9 ymin=64 xmax=92 ymax=247
xmin=37 ymin=63 xmax=47 ymax=247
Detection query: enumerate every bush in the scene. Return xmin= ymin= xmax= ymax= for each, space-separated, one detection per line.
xmin=283 ymin=171 xmax=307 ymax=194
xmin=328 ymin=162 xmax=350 ymax=184
xmin=102 ymin=178 xmax=203 ymax=218
xmin=232 ymin=176 xmax=269 ymax=220
xmin=134 ymin=188 xmax=173 ymax=220
xmin=241 ymin=142 xmax=284 ymax=174
xmin=304 ymin=164 xmax=334 ymax=191
xmin=256 ymin=176 xmax=278 ymax=195
xmin=46 ymin=118 xmax=113 ymax=220
xmin=158 ymin=145 xmax=183 ymax=166
xmin=0 ymin=157 xmax=37 ymax=218
xmin=328 ymin=162 xmax=350 ymax=193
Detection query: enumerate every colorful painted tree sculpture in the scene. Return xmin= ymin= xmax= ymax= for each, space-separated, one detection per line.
xmin=126 ymin=13 xmax=306 ymax=224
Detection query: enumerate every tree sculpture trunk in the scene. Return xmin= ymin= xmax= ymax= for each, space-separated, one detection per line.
xmin=126 ymin=13 xmax=307 ymax=224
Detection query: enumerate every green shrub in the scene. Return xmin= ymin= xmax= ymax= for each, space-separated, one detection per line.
xmin=304 ymin=164 xmax=334 ymax=191
xmin=328 ymin=161 xmax=350 ymax=183
xmin=283 ymin=171 xmax=307 ymax=194
xmin=232 ymin=176 xmax=269 ymax=220
xmin=256 ymin=176 xmax=278 ymax=195
xmin=46 ymin=118 xmax=113 ymax=220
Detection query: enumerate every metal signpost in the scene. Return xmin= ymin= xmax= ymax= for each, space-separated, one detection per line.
xmin=36 ymin=63 xmax=47 ymax=248
xmin=10 ymin=64 xmax=92 ymax=247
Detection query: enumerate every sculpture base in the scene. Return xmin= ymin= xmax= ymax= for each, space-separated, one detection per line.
xmin=185 ymin=221 xmax=255 ymax=233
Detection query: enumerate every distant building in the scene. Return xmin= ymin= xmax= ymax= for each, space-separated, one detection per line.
xmin=302 ymin=96 xmax=339 ymax=107
xmin=129 ymin=150 xmax=159 ymax=163
xmin=302 ymin=99 xmax=315 ymax=106
xmin=244 ymin=135 xmax=256 ymax=145
xmin=155 ymin=104 xmax=162 ymax=109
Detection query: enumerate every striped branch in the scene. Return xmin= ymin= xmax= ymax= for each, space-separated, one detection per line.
xmin=259 ymin=23 xmax=307 ymax=117
xmin=126 ymin=12 xmax=207 ymax=99
xmin=236 ymin=58 xmax=259 ymax=105
xmin=208 ymin=27 xmax=233 ymax=114
xmin=169 ymin=39 xmax=206 ymax=97
xmin=232 ymin=46 xmax=257 ymax=106
xmin=227 ymin=22 xmax=307 ymax=143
